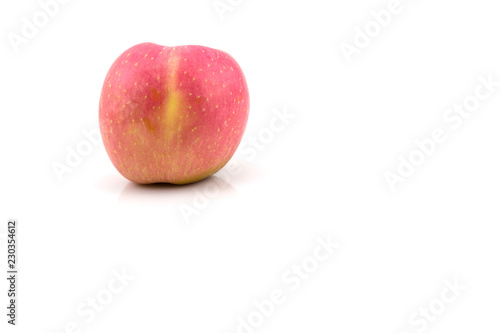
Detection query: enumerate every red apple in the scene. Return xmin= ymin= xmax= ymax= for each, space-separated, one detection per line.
xmin=99 ymin=43 xmax=249 ymax=184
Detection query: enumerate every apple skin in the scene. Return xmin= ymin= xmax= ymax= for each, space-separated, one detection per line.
xmin=99 ymin=43 xmax=249 ymax=184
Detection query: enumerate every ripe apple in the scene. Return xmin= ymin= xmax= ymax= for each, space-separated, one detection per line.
xmin=99 ymin=43 xmax=249 ymax=184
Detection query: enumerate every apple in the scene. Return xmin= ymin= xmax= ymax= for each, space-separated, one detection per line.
xmin=99 ymin=43 xmax=249 ymax=184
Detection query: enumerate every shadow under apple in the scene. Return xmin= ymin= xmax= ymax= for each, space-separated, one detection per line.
xmin=118 ymin=174 xmax=239 ymax=207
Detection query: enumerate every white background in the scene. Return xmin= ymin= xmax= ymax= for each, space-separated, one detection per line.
xmin=1 ymin=0 xmax=500 ymax=332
